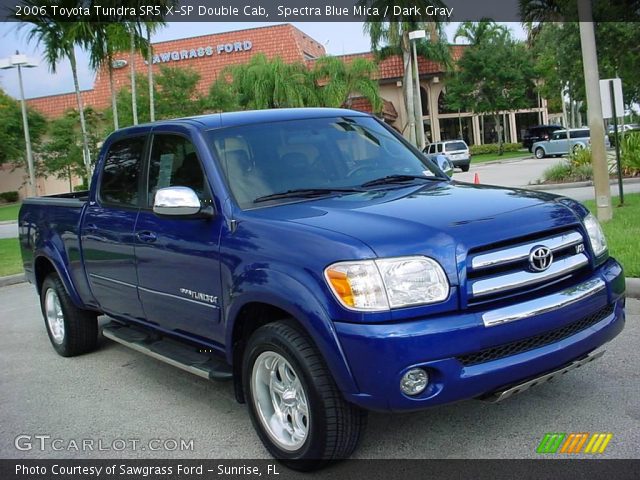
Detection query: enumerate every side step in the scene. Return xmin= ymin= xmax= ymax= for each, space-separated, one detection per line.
xmin=102 ymin=322 xmax=232 ymax=381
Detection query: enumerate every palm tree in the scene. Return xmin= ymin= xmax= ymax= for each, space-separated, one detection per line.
xmin=88 ymin=23 xmax=129 ymax=131
xmin=359 ymin=0 xmax=451 ymax=145
xmin=312 ymin=56 xmax=382 ymax=112
xmin=454 ymin=20 xmax=508 ymax=45
xmin=16 ymin=1 xmax=94 ymax=180
xmin=225 ymin=54 xmax=317 ymax=109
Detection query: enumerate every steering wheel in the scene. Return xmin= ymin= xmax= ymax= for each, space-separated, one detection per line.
xmin=346 ymin=165 xmax=371 ymax=178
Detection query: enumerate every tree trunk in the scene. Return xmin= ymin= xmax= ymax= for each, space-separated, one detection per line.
xmin=69 ymin=50 xmax=92 ymax=181
xmin=494 ymin=114 xmax=504 ymax=155
xmin=109 ymin=62 xmax=119 ymax=131
xmin=147 ymin=26 xmax=155 ymax=122
xmin=130 ymin=29 xmax=138 ymax=125
xmin=402 ymin=46 xmax=416 ymax=145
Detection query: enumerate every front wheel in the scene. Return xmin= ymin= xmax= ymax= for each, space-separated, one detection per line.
xmin=535 ymin=147 xmax=546 ymax=159
xmin=460 ymin=163 xmax=470 ymax=172
xmin=40 ymin=273 xmax=98 ymax=357
xmin=243 ymin=320 xmax=366 ymax=470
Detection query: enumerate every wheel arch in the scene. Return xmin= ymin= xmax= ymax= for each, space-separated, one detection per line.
xmin=225 ymin=270 xmax=359 ymax=404
xmin=33 ymin=250 xmax=84 ymax=308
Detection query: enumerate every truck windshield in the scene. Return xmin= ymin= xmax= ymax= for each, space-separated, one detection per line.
xmin=209 ymin=116 xmax=443 ymax=208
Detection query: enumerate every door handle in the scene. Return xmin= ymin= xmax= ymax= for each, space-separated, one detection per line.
xmin=136 ymin=231 xmax=157 ymax=243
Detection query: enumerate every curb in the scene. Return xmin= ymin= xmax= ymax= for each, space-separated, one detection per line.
xmin=627 ymin=278 xmax=640 ymax=300
xmin=0 ymin=220 xmax=17 ymax=225
xmin=0 ymin=273 xmax=25 ymax=288
xmin=527 ymin=177 xmax=640 ymax=191
xmin=472 ymin=156 xmax=533 ymax=166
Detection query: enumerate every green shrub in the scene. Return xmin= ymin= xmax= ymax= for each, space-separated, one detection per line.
xmin=541 ymin=161 xmax=593 ymax=183
xmin=470 ymin=143 xmax=521 ymax=155
xmin=621 ymin=132 xmax=640 ymax=176
xmin=73 ymin=183 xmax=89 ymax=192
xmin=568 ymin=147 xmax=592 ymax=168
xmin=0 ymin=191 xmax=19 ymax=203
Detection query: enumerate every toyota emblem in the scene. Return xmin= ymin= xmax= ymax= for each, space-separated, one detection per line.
xmin=529 ymin=246 xmax=553 ymax=272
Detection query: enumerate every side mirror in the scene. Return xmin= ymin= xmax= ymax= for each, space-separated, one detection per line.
xmin=432 ymin=154 xmax=454 ymax=177
xmin=153 ymin=186 xmax=203 ymax=217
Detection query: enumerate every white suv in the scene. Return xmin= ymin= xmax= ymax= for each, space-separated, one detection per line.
xmin=423 ymin=140 xmax=471 ymax=172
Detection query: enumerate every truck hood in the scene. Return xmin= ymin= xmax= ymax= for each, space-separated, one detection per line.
xmin=255 ymin=181 xmax=583 ymax=283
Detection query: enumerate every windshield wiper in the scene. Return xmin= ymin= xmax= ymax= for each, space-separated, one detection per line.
xmin=254 ymin=188 xmax=364 ymax=204
xmin=360 ymin=174 xmax=440 ymax=188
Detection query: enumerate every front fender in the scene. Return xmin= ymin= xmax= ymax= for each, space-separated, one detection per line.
xmin=225 ymin=268 xmax=360 ymax=396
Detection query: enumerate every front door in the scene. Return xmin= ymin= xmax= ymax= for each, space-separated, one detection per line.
xmin=134 ymin=131 xmax=224 ymax=343
xmin=82 ymin=135 xmax=146 ymax=320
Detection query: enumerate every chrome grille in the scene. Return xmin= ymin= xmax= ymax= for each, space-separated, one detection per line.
xmin=467 ymin=230 xmax=588 ymax=303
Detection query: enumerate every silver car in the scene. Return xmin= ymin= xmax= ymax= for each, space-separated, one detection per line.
xmin=423 ymin=140 xmax=471 ymax=171
xmin=532 ymin=128 xmax=610 ymax=159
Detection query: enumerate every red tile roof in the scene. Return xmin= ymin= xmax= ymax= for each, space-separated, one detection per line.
xmin=25 ymin=23 xmax=466 ymax=119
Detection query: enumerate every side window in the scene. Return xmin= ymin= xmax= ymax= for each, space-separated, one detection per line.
xmin=147 ymin=135 xmax=209 ymax=205
xmin=100 ymin=137 xmax=145 ymax=207
xmin=436 ymin=143 xmax=443 ymax=153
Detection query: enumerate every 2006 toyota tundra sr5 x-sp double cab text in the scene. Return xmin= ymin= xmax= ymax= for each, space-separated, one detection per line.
xmin=19 ymin=109 xmax=625 ymax=468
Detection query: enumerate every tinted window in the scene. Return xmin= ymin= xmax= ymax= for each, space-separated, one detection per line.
xmin=147 ymin=135 xmax=208 ymax=204
xmin=210 ymin=116 xmax=439 ymax=208
xmin=570 ymin=129 xmax=589 ymax=139
xmin=551 ymin=132 xmax=565 ymax=140
xmin=436 ymin=143 xmax=443 ymax=153
xmin=445 ymin=141 xmax=467 ymax=151
xmin=100 ymin=137 xmax=145 ymax=206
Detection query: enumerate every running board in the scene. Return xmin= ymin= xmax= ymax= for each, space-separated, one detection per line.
xmin=102 ymin=322 xmax=232 ymax=381
xmin=480 ymin=349 xmax=605 ymax=403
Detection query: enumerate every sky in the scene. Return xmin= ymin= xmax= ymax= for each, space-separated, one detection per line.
xmin=0 ymin=22 xmax=526 ymax=100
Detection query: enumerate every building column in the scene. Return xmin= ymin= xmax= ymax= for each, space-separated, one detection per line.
xmin=541 ymin=98 xmax=549 ymax=124
xmin=472 ymin=115 xmax=481 ymax=145
xmin=509 ymin=112 xmax=518 ymax=143
xmin=428 ymin=80 xmax=442 ymax=142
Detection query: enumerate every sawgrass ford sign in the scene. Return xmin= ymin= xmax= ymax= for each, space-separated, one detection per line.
xmin=150 ymin=40 xmax=253 ymax=64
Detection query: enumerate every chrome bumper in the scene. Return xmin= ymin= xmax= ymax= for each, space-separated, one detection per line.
xmin=482 ymin=277 xmax=605 ymax=328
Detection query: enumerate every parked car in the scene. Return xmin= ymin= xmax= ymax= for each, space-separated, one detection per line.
xmin=522 ymin=125 xmax=563 ymax=152
xmin=423 ymin=140 xmax=471 ymax=171
xmin=19 ymin=109 xmax=625 ymax=469
xmin=532 ymin=128 xmax=610 ymax=159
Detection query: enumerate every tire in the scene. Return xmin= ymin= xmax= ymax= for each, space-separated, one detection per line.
xmin=461 ymin=163 xmax=470 ymax=172
xmin=534 ymin=147 xmax=546 ymax=159
xmin=573 ymin=143 xmax=585 ymax=153
xmin=243 ymin=320 xmax=367 ymax=470
xmin=40 ymin=273 xmax=98 ymax=357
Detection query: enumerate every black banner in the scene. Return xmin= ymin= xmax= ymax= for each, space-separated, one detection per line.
xmin=1 ymin=0 xmax=640 ymax=22
xmin=1 ymin=459 xmax=640 ymax=480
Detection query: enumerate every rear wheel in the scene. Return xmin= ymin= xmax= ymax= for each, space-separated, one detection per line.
xmin=243 ymin=320 xmax=366 ymax=470
xmin=535 ymin=147 xmax=546 ymax=159
xmin=460 ymin=163 xmax=470 ymax=172
xmin=41 ymin=273 xmax=98 ymax=357
xmin=572 ymin=143 xmax=585 ymax=153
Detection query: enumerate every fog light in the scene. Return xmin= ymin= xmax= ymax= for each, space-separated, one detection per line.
xmin=400 ymin=368 xmax=429 ymax=396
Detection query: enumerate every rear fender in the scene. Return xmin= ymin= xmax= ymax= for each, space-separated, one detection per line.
xmin=34 ymin=243 xmax=84 ymax=308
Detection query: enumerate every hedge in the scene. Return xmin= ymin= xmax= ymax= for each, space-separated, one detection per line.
xmin=0 ymin=191 xmax=19 ymax=203
xmin=470 ymin=143 xmax=522 ymax=155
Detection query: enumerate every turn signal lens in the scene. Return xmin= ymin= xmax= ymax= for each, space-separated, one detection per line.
xmin=324 ymin=261 xmax=388 ymax=311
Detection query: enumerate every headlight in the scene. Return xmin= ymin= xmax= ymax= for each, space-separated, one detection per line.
xmin=325 ymin=256 xmax=449 ymax=311
xmin=583 ymin=213 xmax=608 ymax=257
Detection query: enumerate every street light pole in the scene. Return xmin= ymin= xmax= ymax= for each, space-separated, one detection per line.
xmin=0 ymin=51 xmax=38 ymax=197
xmin=17 ymin=63 xmax=36 ymax=197
xmin=577 ymin=0 xmax=612 ymax=221
xmin=409 ymin=30 xmax=427 ymax=150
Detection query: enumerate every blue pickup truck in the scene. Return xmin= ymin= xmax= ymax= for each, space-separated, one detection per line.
xmin=19 ymin=109 xmax=625 ymax=469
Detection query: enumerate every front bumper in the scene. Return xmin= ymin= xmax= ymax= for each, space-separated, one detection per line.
xmin=335 ymin=258 xmax=625 ymax=412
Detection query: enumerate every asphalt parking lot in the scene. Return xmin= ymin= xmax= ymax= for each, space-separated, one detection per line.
xmin=1 ymin=282 xmax=638 ymax=460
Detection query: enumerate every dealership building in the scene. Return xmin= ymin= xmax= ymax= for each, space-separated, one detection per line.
xmin=6 ymin=23 xmax=549 ymax=197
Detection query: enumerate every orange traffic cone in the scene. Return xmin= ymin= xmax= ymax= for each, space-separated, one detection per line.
xmin=474 ymin=173 xmax=480 ymax=184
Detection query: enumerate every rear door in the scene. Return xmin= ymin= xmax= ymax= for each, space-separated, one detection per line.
xmin=82 ymin=134 xmax=146 ymax=319
xmin=134 ymin=129 xmax=224 ymax=342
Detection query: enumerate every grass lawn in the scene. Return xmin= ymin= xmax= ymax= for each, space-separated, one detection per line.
xmin=583 ymin=193 xmax=640 ymax=277
xmin=471 ymin=150 xmax=532 ymax=164
xmin=0 ymin=238 xmax=22 ymax=277
xmin=0 ymin=203 xmax=20 ymax=222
